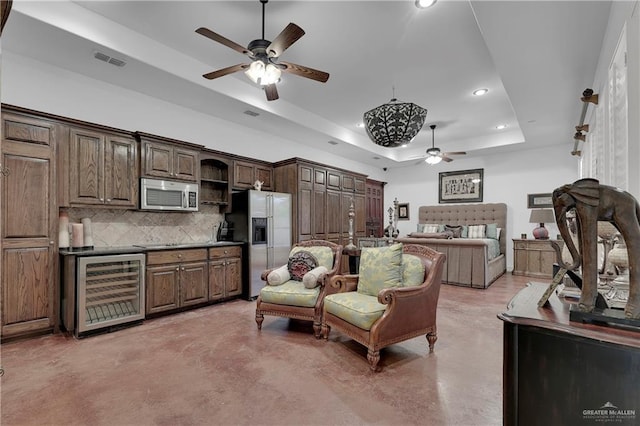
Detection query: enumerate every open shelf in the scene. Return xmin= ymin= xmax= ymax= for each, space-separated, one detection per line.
xmin=200 ymin=157 xmax=230 ymax=209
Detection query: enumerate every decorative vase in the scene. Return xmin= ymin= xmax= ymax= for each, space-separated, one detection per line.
xmin=606 ymin=234 xmax=629 ymax=309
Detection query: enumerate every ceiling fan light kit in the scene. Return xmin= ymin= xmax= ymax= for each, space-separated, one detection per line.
xmin=423 ymin=124 xmax=466 ymax=165
xmin=196 ymin=0 xmax=329 ymax=101
xmin=363 ymin=98 xmax=428 ymax=148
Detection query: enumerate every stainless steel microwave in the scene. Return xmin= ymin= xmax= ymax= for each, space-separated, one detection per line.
xmin=140 ymin=177 xmax=198 ymax=212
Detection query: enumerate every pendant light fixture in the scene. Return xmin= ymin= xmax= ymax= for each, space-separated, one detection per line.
xmin=363 ymin=90 xmax=428 ymax=148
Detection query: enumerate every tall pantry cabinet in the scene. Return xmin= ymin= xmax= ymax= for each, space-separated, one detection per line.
xmin=273 ymin=158 xmax=366 ymax=271
xmin=1 ymin=109 xmax=58 ymax=339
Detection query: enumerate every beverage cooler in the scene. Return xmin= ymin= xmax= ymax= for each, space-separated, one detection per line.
xmin=63 ymin=253 xmax=145 ymax=337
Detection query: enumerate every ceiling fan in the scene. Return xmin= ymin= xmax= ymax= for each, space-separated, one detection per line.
xmin=195 ymin=0 xmax=330 ymax=101
xmin=421 ymin=124 xmax=466 ymax=164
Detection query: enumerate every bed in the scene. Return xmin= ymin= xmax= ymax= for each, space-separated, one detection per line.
xmin=394 ymin=203 xmax=507 ymax=289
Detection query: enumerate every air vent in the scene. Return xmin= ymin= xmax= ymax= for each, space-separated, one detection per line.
xmin=373 ymin=156 xmax=381 ymax=160
xmin=244 ymin=110 xmax=260 ymax=117
xmin=93 ymin=50 xmax=127 ymax=67
xmin=327 ymin=140 xmax=338 ymax=145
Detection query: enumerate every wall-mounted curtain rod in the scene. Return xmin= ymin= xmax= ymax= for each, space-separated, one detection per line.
xmin=572 ymin=88 xmax=599 ymax=156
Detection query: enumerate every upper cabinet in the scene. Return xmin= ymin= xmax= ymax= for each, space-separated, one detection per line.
xmin=66 ymin=126 xmax=138 ymax=207
xmin=200 ymin=151 xmax=231 ymax=211
xmin=233 ymin=160 xmax=273 ymax=191
xmin=136 ymin=132 xmax=199 ymax=182
xmin=273 ymin=158 xmax=366 ymax=247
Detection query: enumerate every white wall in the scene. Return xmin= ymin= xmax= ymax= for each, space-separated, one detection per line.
xmin=0 ymin=52 xmax=386 ymax=182
xmin=384 ymin=144 xmax=579 ymax=270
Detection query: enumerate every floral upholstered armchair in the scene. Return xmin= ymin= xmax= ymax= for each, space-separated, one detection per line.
xmin=255 ymin=240 xmax=343 ymax=338
xmin=321 ymin=243 xmax=446 ymax=371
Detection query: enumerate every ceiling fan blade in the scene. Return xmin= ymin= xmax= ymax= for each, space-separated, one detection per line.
xmin=196 ymin=27 xmax=253 ymax=57
xmin=279 ymin=61 xmax=330 ymax=83
xmin=441 ymin=155 xmax=454 ymax=163
xmin=265 ymin=84 xmax=279 ymax=101
xmin=267 ymin=23 xmax=305 ymax=57
xmin=202 ymin=64 xmax=249 ymax=80
xmin=444 ymin=151 xmax=467 ymax=156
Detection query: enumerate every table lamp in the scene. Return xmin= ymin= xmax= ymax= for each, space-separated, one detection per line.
xmin=529 ymin=209 xmax=555 ymax=240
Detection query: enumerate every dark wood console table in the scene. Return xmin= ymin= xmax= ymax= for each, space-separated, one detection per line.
xmin=499 ymin=283 xmax=640 ymax=426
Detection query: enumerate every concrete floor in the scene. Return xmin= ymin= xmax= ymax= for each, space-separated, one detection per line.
xmin=0 ymin=273 xmax=532 ymax=426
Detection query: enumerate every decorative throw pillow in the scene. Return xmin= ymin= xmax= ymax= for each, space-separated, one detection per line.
xmin=485 ymin=223 xmax=499 ymax=239
xmin=287 ymin=251 xmax=319 ymax=281
xmin=290 ymin=246 xmax=334 ymax=270
xmin=357 ymin=243 xmax=403 ymax=297
xmin=444 ymin=225 xmax=463 ymax=238
xmin=267 ymin=265 xmax=290 ymax=286
xmin=302 ymin=266 xmax=328 ymax=289
xmin=468 ymin=224 xmax=486 ymax=239
xmin=421 ymin=224 xmax=440 ymax=233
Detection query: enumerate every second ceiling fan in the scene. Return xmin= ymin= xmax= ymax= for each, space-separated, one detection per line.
xmin=423 ymin=124 xmax=466 ymax=164
xmin=196 ymin=0 xmax=330 ymax=101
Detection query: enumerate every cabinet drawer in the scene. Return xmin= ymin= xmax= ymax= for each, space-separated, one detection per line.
xmin=209 ymin=246 xmax=242 ymax=259
xmin=146 ymin=249 xmax=207 ymax=265
xmin=515 ymin=241 xmax=528 ymax=249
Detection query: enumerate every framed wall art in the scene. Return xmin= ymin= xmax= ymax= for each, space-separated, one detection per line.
xmin=527 ymin=193 xmax=553 ymax=208
xmin=438 ymin=168 xmax=484 ymax=204
xmin=397 ymin=203 xmax=410 ymax=220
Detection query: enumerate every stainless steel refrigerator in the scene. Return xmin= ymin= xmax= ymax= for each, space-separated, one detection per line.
xmin=228 ymin=190 xmax=292 ymax=299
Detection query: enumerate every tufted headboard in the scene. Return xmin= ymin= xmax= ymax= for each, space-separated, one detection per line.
xmin=418 ymin=203 xmax=507 ymax=254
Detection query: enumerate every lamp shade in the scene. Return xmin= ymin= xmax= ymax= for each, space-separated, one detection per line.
xmin=529 ymin=209 xmax=555 ymax=224
xmin=363 ymin=98 xmax=427 ymax=147
xmin=529 ymin=208 xmax=555 ymax=240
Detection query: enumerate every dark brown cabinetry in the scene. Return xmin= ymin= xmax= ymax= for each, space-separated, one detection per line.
xmin=1 ymin=110 xmax=58 ymax=340
xmin=500 ymin=283 xmax=640 ymax=426
xmin=208 ymin=246 xmax=242 ymax=301
xmin=145 ymin=249 xmax=208 ymax=314
xmin=366 ymin=179 xmax=385 ymax=237
xmin=200 ymin=153 xmax=230 ymax=211
xmin=233 ymin=160 xmax=273 ymax=191
xmin=67 ymin=126 xmax=138 ymax=207
xmin=273 ymin=158 xmax=367 ymax=258
xmin=136 ymin=132 xmax=199 ymax=182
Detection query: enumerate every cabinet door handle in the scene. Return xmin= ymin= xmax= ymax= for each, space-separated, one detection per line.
xmin=176 ymin=267 xmax=179 ymax=271
xmin=181 ymin=267 xmax=185 ymax=271
xmin=107 ymin=199 xmax=111 ymax=202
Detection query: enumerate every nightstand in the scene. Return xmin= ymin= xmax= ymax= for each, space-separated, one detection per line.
xmin=512 ymin=238 xmax=564 ymax=279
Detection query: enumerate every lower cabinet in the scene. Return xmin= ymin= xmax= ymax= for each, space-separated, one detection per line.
xmin=208 ymin=246 xmax=242 ymax=301
xmin=145 ymin=245 xmax=243 ymax=315
xmin=145 ymin=249 xmax=208 ymax=315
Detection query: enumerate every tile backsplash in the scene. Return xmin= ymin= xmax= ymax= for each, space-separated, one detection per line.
xmin=64 ymin=206 xmax=224 ymax=247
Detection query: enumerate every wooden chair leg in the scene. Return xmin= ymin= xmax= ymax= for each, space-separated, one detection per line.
xmin=321 ymin=323 xmax=330 ymax=340
xmin=313 ymin=321 xmax=322 ymax=339
xmin=255 ymin=311 xmax=264 ymax=330
xmin=367 ymin=348 xmax=380 ymax=371
xmin=426 ymin=332 xmax=437 ymax=352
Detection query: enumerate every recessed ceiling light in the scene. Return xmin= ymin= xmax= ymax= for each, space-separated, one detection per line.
xmin=496 ymin=124 xmax=507 ymax=130
xmin=356 ymin=122 xmax=365 ymax=128
xmin=415 ymin=0 xmax=437 ymax=9
xmin=473 ymin=88 xmax=489 ymax=96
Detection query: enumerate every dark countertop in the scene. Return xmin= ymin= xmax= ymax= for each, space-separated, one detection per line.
xmin=59 ymin=241 xmax=244 ymax=257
